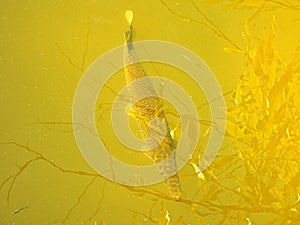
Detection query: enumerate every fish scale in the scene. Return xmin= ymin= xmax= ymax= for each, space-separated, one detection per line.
xmin=123 ymin=11 xmax=182 ymax=200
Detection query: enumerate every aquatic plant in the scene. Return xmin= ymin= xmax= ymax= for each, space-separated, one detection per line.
xmin=226 ymin=17 xmax=300 ymax=224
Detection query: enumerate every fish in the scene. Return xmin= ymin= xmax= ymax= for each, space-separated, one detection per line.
xmin=123 ymin=10 xmax=182 ymax=200
xmin=11 ymin=206 xmax=29 ymax=215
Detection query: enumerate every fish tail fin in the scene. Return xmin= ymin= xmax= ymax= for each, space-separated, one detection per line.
xmin=124 ymin=10 xmax=134 ymax=45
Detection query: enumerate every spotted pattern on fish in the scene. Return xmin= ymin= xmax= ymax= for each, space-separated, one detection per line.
xmin=123 ymin=22 xmax=181 ymax=200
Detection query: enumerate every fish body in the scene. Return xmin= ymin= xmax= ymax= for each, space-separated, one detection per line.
xmin=12 ymin=206 xmax=29 ymax=215
xmin=123 ymin=10 xmax=181 ymax=200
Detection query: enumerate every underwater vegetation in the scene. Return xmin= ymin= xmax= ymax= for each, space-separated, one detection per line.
xmin=225 ymin=18 xmax=300 ymax=224
xmin=0 ymin=0 xmax=299 ymax=224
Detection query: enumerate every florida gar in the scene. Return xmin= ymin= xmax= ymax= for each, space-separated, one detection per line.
xmin=123 ymin=10 xmax=181 ymax=200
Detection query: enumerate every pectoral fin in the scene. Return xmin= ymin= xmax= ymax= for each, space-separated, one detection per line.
xmin=141 ymin=145 xmax=154 ymax=160
xmin=170 ymin=124 xmax=181 ymax=147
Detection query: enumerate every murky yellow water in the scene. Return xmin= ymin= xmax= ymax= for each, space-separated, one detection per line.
xmin=1 ymin=1 xmax=299 ymax=224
